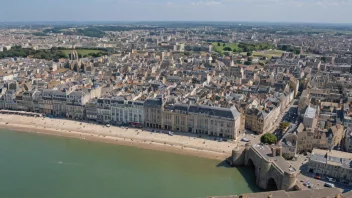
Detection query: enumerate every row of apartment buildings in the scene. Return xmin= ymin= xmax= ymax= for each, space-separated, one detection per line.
xmin=0 ymin=88 xmax=243 ymax=139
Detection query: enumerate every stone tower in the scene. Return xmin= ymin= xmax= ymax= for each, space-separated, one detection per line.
xmin=69 ymin=50 xmax=82 ymax=72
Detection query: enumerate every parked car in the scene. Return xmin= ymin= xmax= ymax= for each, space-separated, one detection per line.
xmin=327 ymin=177 xmax=336 ymax=183
xmin=324 ymin=182 xmax=335 ymax=188
xmin=314 ymin=175 xmax=321 ymax=179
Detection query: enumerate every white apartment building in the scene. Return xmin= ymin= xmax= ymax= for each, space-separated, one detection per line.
xmin=111 ymin=99 xmax=144 ymax=125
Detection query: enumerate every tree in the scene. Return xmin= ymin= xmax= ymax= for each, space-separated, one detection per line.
xmin=321 ymin=57 xmax=326 ymax=63
xmin=223 ymin=43 xmax=226 ymax=46
xmin=260 ymin=134 xmax=277 ymax=145
xmin=244 ymin=61 xmax=252 ymax=65
xmin=223 ymin=47 xmax=232 ymax=51
xmin=247 ymin=52 xmax=252 ymax=56
xmin=259 ymin=62 xmax=265 ymax=66
xmin=280 ymin=122 xmax=290 ymax=130
xmin=294 ymin=48 xmax=300 ymax=55
xmin=299 ymin=79 xmax=305 ymax=89
xmin=217 ymin=42 xmax=221 ymax=46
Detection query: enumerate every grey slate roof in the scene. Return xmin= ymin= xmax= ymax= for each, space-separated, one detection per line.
xmin=144 ymin=98 xmax=163 ymax=108
xmin=189 ymin=104 xmax=239 ymax=119
xmin=310 ymin=149 xmax=352 ymax=169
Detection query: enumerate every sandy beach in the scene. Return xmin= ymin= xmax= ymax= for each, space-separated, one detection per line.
xmin=0 ymin=114 xmax=239 ymax=161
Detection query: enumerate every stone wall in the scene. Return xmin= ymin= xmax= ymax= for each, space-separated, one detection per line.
xmin=228 ymin=143 xmax=298 ymax=190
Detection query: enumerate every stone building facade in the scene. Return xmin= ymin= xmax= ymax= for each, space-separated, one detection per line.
xmin=245 ymin=98 xmax=281 ymax=134
xmin=144 ymin=97 xmax=163 ymax=129
xmin=345 ymin=127 xmax=352 ymax=153
xmin=229 ymin=143 xmax=298 ymax=190
xmin=162 ymin=104 xmax=242 ymax=139
xmin=307 ymin=149 xmax=352 ymax=184
xmin=297 ymin=124 xmax=344 ymax=153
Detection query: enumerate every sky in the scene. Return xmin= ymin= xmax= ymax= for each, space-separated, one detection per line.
xmin=1 ymin=0 xmax=352 ymax=23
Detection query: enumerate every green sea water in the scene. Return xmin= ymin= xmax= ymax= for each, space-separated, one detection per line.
xmin=0 ymin=129 xmax=260 ymax=198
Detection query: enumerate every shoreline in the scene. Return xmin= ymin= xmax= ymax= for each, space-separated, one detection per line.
xmin=0 ymin=114 xmax=233 ymax=161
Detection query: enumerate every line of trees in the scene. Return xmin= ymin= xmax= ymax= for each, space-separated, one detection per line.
xmin=237 ymin=42 xmax=275 ymax=52
xmin=277 ymin=45 xmax=301 ymax=54
xmin=0 ymin=46 xmax=68 ymax=60
xmin=0 ymin=46 xmax=109 ymax=61
xmin=43 ymin=27 xmax=106 ymax=38
xmin=215 ymin=42 xmax=275 ymax=54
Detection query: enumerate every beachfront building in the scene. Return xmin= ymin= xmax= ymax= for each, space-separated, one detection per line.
xmin=144 ymin=97 xmax=163 ymax=129
xmin=2 ymin=89 xmax=17 ymax=110
xmin=307 ymin=148 xmax=352 ymax=184
xmin=66 ymin=90 xmax=90 ymax=120
xmin=190 ymin=105 xmax=242 ymax=139
xmin=85 ymin=102 xmax=98 ymax=121
xmin=65 ymin=85 xmax=101 ymax=120
xmin=162 ymin=103 xmax=242 ymax=139
xmin=42 ymin=89 xmax=55 ymax=114
xmin=110 ymin=98 xmax=125 ymax=124
xmin=163 ymin=103 xmax=189 ymax=132
xmin=245 ymin=97 xmax=281 ymax=134
xmin=21 ymin=90 xmax=40 ymax=112
xmin=97 ymin=98 xmax=111 ymax=123
xmin=52 ymin=90 xmax=68 ymax=117
xmin=111 ymin=98 xmax=144 ymax=126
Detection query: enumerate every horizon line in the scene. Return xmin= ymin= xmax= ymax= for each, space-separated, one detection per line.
xmin=1 ymin=20 xmax=352 ymax=25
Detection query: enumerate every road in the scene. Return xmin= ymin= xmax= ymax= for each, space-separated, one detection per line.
xmin=269 ymin=99 xmax=298 ymax=133
xmin=272 ymin=100 xmax=299 ymax=141
xmin=288 ymin=153 xmax=351 ymax=193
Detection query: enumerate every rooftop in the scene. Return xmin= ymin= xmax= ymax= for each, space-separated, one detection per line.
xmin=252 ymin=144 xmax=296 ymax=173
xmin=304 ymin=106 xmax=316 ymax=119
xmin=310 ymin=148 xmax=352 ymax=169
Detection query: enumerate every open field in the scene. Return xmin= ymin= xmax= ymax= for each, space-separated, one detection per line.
xmin=252 ymin=50 xmax=284 ymax=59
xmin=212 ymin=42 xmax=239 ymax=53
xmin=61 ymin=49 xmax=104 ymax=56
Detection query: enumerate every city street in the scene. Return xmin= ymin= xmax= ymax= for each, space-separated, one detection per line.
xmin=268 ymin=99 xmax=298 ymax=134
xmin=273 ymin=103 xmax=299 ymax=141
xmin=287 ymin=154 xmax=351 ymax=193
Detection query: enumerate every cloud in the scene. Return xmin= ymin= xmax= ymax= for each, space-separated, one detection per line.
xmin=190 ymin=1 xmax=222 ymax=6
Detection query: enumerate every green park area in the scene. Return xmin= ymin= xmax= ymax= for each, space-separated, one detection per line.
xmin=0 ymin=46 xmax=109 ymax=60
xmin=252 ymin=50 xmax=283 ymax=59
xmin=211 ymin=42 xmax=276 ymax=55
xmin=212 ymin=42 xmax=240 ymax=53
